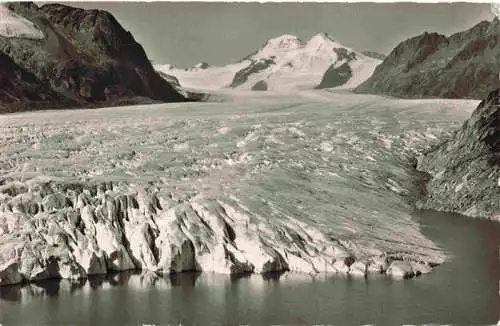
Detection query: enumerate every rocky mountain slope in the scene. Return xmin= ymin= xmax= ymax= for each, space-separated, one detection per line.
xmin=417 ymin=88 xmax=500 ymax=219
xmin=0 ymin=51 xmax=73 ymax=113
xmin=362 ymin=51 xmax=386 ymax=61
xmin=356 ymin=19 xmax=500 ymax=99
xmin=0 ymin=2 xmax=186 ymax=111
xmin=156 ymin=33 xmax=380 ymax=92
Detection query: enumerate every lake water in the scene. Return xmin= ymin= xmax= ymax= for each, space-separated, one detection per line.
xmin=0 ymin=210 xmax=498 ymax=326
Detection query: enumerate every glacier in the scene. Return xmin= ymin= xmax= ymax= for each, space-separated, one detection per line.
xmin=0 ymin=90 xmax=478 ymax=286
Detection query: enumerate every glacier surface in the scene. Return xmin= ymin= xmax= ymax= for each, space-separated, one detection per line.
xmin=0 ymin=90 xmax=478 ymax=285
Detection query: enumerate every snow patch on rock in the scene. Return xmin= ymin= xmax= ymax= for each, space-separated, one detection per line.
xmin=0 ymin=5 xmax=45 ymax=40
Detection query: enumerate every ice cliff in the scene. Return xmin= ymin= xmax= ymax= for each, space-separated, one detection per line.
xmin=0 ymin=177 xmax=426 ymax=286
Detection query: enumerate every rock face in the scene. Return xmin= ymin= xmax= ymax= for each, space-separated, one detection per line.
xmin=156 ymin=70 xmax=208 ymax=101
xmin=156 ymin=71 xmax=181 ymax=88
xmin=0 ymin=2 xmax=186 ymax=111
xmin=316 ymin=62 xmax=352 ymax=89
xmin=251 ymin=80 xmax=268 ymax=91
xmin=362 ymin=51 xmax=386 ymax=61
xmin=230 ymin=58 xmax=275 ymax=88
xmin=417 ymin=88 xmax=500 ymax=218
xmin=356 ymin=19 xmax=500 ymax=99
xmin=186 ymin=62 xmax=210 ymax=71
xmin=0 ymin=51 xmax=72 ymax=113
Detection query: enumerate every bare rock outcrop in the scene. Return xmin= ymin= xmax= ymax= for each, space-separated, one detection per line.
xmin=418 ymin=89 xmax=500 ymax=219
xmin=356 ymin=20 xmax=500 ymax=99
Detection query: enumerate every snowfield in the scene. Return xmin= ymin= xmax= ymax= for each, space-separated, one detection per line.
xmin=0 ymin=4 xmax=45 ymax=40
xmin=156 ymin=61 xmax=249 ymax=91
xmin=0 ymin=90 xmax=478 ymax=285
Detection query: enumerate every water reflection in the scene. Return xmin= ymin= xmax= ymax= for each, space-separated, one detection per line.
xmin=0 ymin=278 xmax=86 ymax=303
xmin=0 ymin=270 xmax=320 ymax=304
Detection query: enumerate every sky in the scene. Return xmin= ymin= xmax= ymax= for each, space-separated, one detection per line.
xmin=59 ymin=2 xmax=495 ymax=68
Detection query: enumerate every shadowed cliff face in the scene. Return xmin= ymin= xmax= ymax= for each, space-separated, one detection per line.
xmin=0 ymin=2 xmax=186 ymax=111
xmin=473 ymin=89 xmax=500 ymax=163
xmin=316 ymin=62 xmax=352 ymax=89
xmin=0 ymin=52 xmax=72 ymax=112
xmin=418 ymin=89 xmax=500 ymax=218
xmin=356 ymin=19 xmax=500 ymax=99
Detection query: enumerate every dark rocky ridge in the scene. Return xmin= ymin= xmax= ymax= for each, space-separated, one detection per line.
xmin=251 ymin=80 xmax=268 ymax=91
xmin=156 ymin=71 xmax=181 ymax=88
xmin=417 ymin=88 xmax=500 ymax=219
xmin=362 ymin=51 xmax=386 ymax=60
xmin=230 ymin=58 xmax=275 ymax=88
xmin=356 ymin=19 xmax=500 ymax=99
xmin=316 ymin=48 xmax=358 ymax=89
xmin=0 ymin=2 xmax=187 ymax=111
xmin=316 ymin=62 xmax=352 ymax=89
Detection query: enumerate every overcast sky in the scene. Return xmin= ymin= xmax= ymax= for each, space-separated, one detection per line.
xmin=62 ymin=2 xmax=495 ymax=68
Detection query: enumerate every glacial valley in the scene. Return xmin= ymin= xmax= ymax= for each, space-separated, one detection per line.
xmin=0 ymin=90 xmax=479 ymax=285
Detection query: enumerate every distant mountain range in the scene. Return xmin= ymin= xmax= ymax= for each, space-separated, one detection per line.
xmin=159 ymin=19 xmax=500 ymax=100
xmin=0 ymin=2 xmax=186 ymax=112
xmin=356 ymin=19 xmax=500 ymax=99
xmin=156 ymin=33 xmax=381 ymax=92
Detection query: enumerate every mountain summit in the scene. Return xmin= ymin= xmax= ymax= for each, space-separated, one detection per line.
xmin=260 ymin=34 xmax=304 ymax=53
xmin=157 ymin=33 xmax=381 ymax=91
xmin=230 ymin=33 xmax=381 ymax=91
xmin=306 ymin=32 xmax=337 ymax=49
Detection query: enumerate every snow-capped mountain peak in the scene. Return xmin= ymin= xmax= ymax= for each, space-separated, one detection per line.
xmin=306 ymin=33 xmax=355 ymax=54
xmin=307 ymin=32 xmax=336 ymax=47
xmin=185 ymin=61 xmax=211 ymax=71
xmin=262 ymin=34 xmax=304 ymax=51
xmin=156 ymin=32 xmax=381 ymax=92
